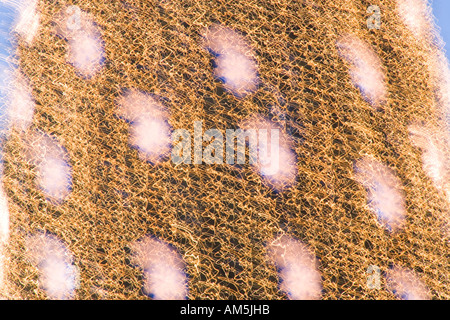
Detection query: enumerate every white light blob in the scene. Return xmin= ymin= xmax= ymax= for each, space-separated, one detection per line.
xmin=37 ymin=155 xmax=72 ymax=201
xmin=408 ymin=124 xmax=450 ymax=240
xmin=67 ymin=32 xmax=104 ymax=79
xmin=25 ymin=233 xmax=79 ymax=300
xmin=0 ymin=185 xmax=9 ymax=245
xmin=54 ymin=6 xmax=105 ymax=78
xmin=116 ymin=89 xmax=172 ymax=164
xmin=203 ymin=24 xmax=259 ymax=97
xmin=408 ymin=124 xmax=449 ymax=193
xmin=354 ymin=156 xmax=406 ymax=232
xmin=337 ymin=34 xmax=387 ymax=108
xmin=239 ymin=114 xmax=297 ymax=192
xmin=1 ymin=0 xmax=41 ymax=45
xmin=396 ymin=0 xmax=433 ymax=39
xmin=25 ymin=132 xmax=72 ymax=203
xmin=7 ymin=72 xmax=36 ymax=132
xmin=429 ymin=50 xmax=450 ymax=138
xmin=386 ymin=265 xmax=430 ymax=300
xmin=130 ymin=236 xmax=188 ymax=300
xmin=266 ymin=235 xmax=322 ymax=300
xmin=0 ymin=185 xmax=9 ymax=295
xmin=129 ymin=115 xmax=172 ymax=159
xmin=0 ymin=71 xmax=37 ymax=135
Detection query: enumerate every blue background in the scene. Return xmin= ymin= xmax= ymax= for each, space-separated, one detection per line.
xmin=432 ymin=0 xmax=450 ymax=60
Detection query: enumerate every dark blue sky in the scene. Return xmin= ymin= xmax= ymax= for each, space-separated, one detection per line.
xmin=432 ymin=0 xmax=450 ymax=61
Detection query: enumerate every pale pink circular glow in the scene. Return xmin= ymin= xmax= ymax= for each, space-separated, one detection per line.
xmin=6 ymin=72 xmax=36 ymax=132
xmin=239 ymin=114 xmax=297 ymax=192
xmin=24 ymin=132 xmax=73 ymax=204
xmin=130 ymin=236 xmax=188 ymax=300
xmin=67 ymin=32 xmax=104 ymax=78
xmin=25 ymin=233 xmax=79 ymax=300
xmin=203 ymin=24 xmax=259 ymax=97
xmin=266 ymin=235 xmax=322 ymax=300
xmin=337 ymin=34 xmax=387 ymax=108
xmin=354 ymin=156 xmax=406 ymax=232
xmin=386 ymin=265 xmax=431 ymax=300
xmin=408 ymin=124 xmax=449 ymax=192
xmin=396 ymin=0 xmax=433 ymax=39
xmin=116 ymin=89 xmax=172 ymax=164
xmin=54 ymin=6 xmax=105 ymax=78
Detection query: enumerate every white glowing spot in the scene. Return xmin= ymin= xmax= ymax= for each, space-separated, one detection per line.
xmin=25 ymin=233 xmax=79 ymax=300
xmin=54 ymin=7 xmax=105 ymax=78
xmin=130 ymin=236 xmax=188 ymax=300
xmin=0 ymin=184 xmax=9 ymax=294
xmin=0 ymin=70 xmax=36 ymax=134
xmin=7 ymin=72 xmax=35 ymax=131
xmin=429 ymin=51 xmax=450 ymax=137
xmin=25 ymin=132 xmax=72 ymax=203
xmin=38 ymin=155 xmax=72 ymax=202
xmin=116 ymin=89 xmax=172 ymax=164
xmin=396 ymin=0 xmax=432 ymax=39
xmin=67 ymin=32 xmax=104 ymax=79
xmin=129 ymin=115 xmax=172 ymax=160
xmin=437 ymin=58 xmax=450 ymax=133
xmin=203 ymin=24 xmax=258 ymax=97
xmin=424 ymin=35 xmax=450 ymax=243
xmin=267 ymin=235 xmax=322 ymax=300
xmin=408 ymin=124 xmax=450 ymax=240
xmin=1 ymin=0 xmax=41 ymax=45
xmin=337 ymin=34 xmax=387 ymax=108
xmin=408 ymin=125 xmax=449 ymax=192
xmin=239 ymin=114 xmax=297 ymax=191
xmin=386 ymin=266 xmax=430 ymax=300
xmin=214 ymin=51 xmax=258 ymax=95
xmin=354 ymin=156 xmax=406 ymax=232
xmin=0 ymin=185 xmax=9 ymax=245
